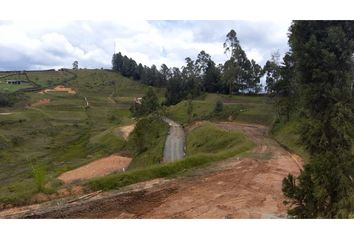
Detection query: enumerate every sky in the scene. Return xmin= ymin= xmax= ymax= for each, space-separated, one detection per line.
xmin=0 ymin=20 xmax=291 ymax=71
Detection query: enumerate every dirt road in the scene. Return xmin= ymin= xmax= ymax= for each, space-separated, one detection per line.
xmin=0 ymin=121 xmax=302 ymax=219
xmin=162 ymin=118 xmax=185 ymax=162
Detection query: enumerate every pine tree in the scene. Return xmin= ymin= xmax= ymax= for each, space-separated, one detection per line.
xmin=282 ymin=21 xmax=354 ymax=218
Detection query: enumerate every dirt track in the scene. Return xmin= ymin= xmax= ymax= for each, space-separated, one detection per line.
xmin=0 ymin=121 xmax=302 ymax=219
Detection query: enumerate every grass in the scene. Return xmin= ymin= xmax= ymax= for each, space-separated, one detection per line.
xmin=271 ymin=119 xmax=310 ymax=162
xmin=166 ymin=93 xmax=274 ymax=126
xmin=0 ymin=82 xmax=34 ymax=93
xmin=87 ymin=124 xmax=255 ymax=190
xmin=0 ymin=69 xmax=162 ymax=205
xmin=0 ymin=70 xmax=76 ymax=93
xmin=126 ymin=116 xmax=169 ymax=170
xmin=186 ymin=122 xmax=249 ymax=155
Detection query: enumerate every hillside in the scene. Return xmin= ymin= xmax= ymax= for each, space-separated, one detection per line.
xmin=0 ymin=69 xmax=165 ymax=205
xmin=0 ymin=69 xmax=309 ymax=218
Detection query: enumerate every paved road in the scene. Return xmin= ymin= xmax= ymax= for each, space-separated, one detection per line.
xmin=162 ymin=118 xmax=185 ymax=162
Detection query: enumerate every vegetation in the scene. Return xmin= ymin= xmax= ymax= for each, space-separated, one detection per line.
xmin=0 ymin=69 xmax=159 ymax=204
xmin=186 ymin=122 xmax=250 ymax=155
xmin=88 ymin=124 xmax=255 ymax=191
xmin=127 ymin=116 xmax=169 ymax=170
xmin=166 ymin=94 xmax=274 ymax=126
xmin=276 ymin=21 xmax=354 ymax=218
xmin=130 ymin=87 xmax=161 ymax=117
xmin=112 ymin=29 xmax=264 ymax=107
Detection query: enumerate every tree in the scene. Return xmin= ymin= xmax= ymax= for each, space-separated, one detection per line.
xmin=272 ymin=51 xmax=296 ymax=121
xmin=165 ymin=67 xmax=186 ymax=105
xmin=214 ymin=100 xmax=224 ymax=113
xmin=160 ymin=64 xmax=171 ymax=83
xmin=131 ymin=87 xmax=160 ymax=116
xmin=223 ymin=29 xmax=239 ymax=58
xmin=195 ymin=50 xmax=212 ymax=76
xmin=182 ymin=57 xmax=202 ymax=97
xmin=263 ymin=51 xmax=281 ymax=93
xmin=222 ymin=29 xmax=254 ymax=94
xmin=204 ymin=61 xmax=221 ymax=93
xmin=282 ymin=21 xmax=354 ymax=218
xmin=72 ymin=60 xmax=78 ymax=70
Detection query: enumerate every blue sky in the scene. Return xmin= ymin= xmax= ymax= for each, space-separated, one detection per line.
xmin=0 ymin=20 xmax=291 ymax=71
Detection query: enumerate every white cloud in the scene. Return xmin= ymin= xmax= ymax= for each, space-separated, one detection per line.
xmin=0 ymin=20 xmax=290 ymax=71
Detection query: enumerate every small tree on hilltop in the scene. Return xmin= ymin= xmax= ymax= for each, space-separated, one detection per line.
xmin=72 ymin=61 xmax=79 ymax=70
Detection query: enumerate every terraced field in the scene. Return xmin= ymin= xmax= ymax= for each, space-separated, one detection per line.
xmin=0 ymin=69 xmax=164 ymax=206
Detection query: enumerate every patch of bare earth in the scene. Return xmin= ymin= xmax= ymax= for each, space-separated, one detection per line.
xmin=0 ymin=121 xmax=303 ymax=219
xmin=58 ymin=154 xmax=132 ymax=184
xmin=116 ymin=124 xmax=136 ymax=140
xmin=31 ymin=98 xmax=50 ymax=107
xmin=40 ymin=85 xmax=76 ymax=94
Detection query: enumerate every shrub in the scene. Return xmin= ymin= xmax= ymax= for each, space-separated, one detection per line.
xmin=31 ymin=164 xmax=46 ymax=193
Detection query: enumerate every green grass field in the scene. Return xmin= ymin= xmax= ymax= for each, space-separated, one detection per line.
xmin=186 ymin=122 xmax=251 ymax=155
xmin=166 ymin=93 xmax=274 ymax=126
xmin=0 ymin=70 xmax=77 ymax=93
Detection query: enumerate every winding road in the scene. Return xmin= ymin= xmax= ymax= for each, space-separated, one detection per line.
xmin=162 ymin=118 xmax=185 ymax=162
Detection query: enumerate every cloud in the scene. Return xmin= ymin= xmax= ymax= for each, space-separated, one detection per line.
xmin=0 ymin=20 xmax=291 ymax=71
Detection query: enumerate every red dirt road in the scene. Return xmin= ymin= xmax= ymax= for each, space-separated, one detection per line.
xmin=0 ymin=121 xmax=302 ymax=219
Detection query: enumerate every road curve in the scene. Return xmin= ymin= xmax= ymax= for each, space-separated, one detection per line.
xmin=162 ymin=117 xmax=185 ymax=162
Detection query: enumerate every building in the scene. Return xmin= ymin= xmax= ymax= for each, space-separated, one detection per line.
xmin=5 ymin=80 xmax=26 ymax=85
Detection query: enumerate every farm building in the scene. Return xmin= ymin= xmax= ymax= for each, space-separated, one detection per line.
xmin=5 ymin=80 xmax=27 ymax=85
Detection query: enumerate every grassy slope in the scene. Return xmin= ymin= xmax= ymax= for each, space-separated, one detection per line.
xmin=271 ymin=119 xmax=310 ymax=162
xmin=0 ymin=70 xmax=76 ymax=93
xmin=186 ymin=122 xmax=251 ymax=155
xmin=89 ymin=122 xmax=255 ymax=191
xmin=166 ymin=93 xmax=274 ymax=126
xmin=0 ymin=69 xmax=163 ymax=204
xmin=272 ymin=118 xmax=354 ymax=163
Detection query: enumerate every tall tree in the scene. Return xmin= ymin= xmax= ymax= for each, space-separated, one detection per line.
xmin=282 ymin=21 xmax=354 ymax=218
xmin=263 ymin=51 xmax=282 ymax=93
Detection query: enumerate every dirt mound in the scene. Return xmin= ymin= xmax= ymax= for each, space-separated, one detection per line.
xmin=31 ymin=98 xmax=50 ymax=107
xmin=40 ymin=85 xmax=76 ymax=94
xmin=117 ymin=124 xmax=135 ymax=139
xmin=58 ymin=154 xmax=132 ymax=183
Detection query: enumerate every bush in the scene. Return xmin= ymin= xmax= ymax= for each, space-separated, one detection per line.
xmin=214 ymin=100 xmax=224 ymax=113
xmin=31 ymin=164 xmax=46 ymax=193
xmin=127 ymin=116 xmax=169 ymax=169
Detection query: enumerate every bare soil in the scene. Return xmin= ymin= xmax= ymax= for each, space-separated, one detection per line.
xmin=30 ymin=98 xmax=50 ymax=107
xmin=58 ymin=154 xmax=132 ymax=184
xmin=116 ymin=124 xmax=135 ymax=140
xmin=0 ymin=121 xmax=303 ymax=219
xmin=40 ymin=85 xmax=76 ymax=94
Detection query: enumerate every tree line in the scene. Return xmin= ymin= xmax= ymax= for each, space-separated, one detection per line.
xmin=112 ymin=29 xmax=270 ymax=105
xmin=268 ymin=21 xmax=354 ymax=218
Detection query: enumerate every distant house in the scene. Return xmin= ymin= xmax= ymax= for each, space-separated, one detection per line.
xmin=6 ymin=80 xmax=26 ymax=85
